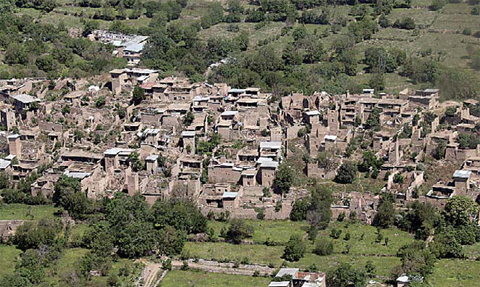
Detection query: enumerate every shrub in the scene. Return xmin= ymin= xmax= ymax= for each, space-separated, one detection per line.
xmin=313 ymin=239 xmax=334 ymax=256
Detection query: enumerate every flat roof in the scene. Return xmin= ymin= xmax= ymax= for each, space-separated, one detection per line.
xmin=12 ymin=94 xmax=40 ymax=104
xmin=221 ymin=111 xmax=238 ymax=116
xmin=222 ymin=191 xmax=238 ymax=199
xmin=276 ymin=268 xmax=299 ymax=278
xmin=260 ymin=141 xmax=282 ymax=149
xmin=453 ymin=170 xmax=471 ymax=179
xmin=182 ymin=131 xmax=196 ymax=137
xmin=0 ymin=159 xmax=11 ymax=169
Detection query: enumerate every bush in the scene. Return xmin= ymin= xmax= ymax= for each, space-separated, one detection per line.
xmin=282 ymin=234 xmax=306 ymax=262
xmin=334 ymin=162 xmax=357 ymax=184
xmin=313 ymin=239 xmax=334 ymax=256
xmin=463 ymin=28 xmax=473 ymax=35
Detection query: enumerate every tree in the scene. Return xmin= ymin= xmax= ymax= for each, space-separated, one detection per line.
xmin=398 ymin=201 xmax=440 ymax=240
xmin=373 ymin=193 xmax=396 ymax=228
xmin=328 ymin=263 xmax=367 ymax=287
xmin=317 ymin=151 xmax=340 ymax=174
xmin=283 ymin=234 xmax=306 ymax=261
xmin=443 ymin=195 xmax=479 ymax=226
xmin=429 ymin=231 xmax=463 ymax=259
xmin=273 ymin=162 xmax=294 ymax=195
xmin=396 ymin=241 xmax=436 ymax=276
xmin=106 ymin=193 xmax=156 ymax=258
xmin=226 ymin=219 xmax=254 ymax=244
xmin=0 ymin=274 xmax=33 ymax=287
xmin=128 ymin=152 xmax=144 ymax=172
xmin=13 ymin=219 xmax=61 ymax=251
xmin=369 ymin=72 xmax=385 ymax=92
xmin=307 ymin=184 xmax=333 ymax=230
xmin=132 ymin=85 xmax=145 ymax=105
xmin=290 ymin=199 xmax=309 ymax=221
xmin=184 ymin=111 xmax=194 ymax=126
xmin=334 ymin=162 xmax=357 ymax=184
xmin=365 ymin=107 xmax=382 ymax=130
xmin=151 ymin=199 xmax=207 ymax=234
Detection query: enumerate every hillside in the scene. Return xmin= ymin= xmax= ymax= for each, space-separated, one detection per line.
xmin=3 ymin=0 xmax=480 ymax=99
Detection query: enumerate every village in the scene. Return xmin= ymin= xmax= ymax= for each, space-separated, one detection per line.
xmin=1 ymin=29 xmax=480 ymax=287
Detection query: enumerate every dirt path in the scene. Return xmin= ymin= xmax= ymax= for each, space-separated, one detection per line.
xmin=138 ymin=261 xmax=162 ymax=287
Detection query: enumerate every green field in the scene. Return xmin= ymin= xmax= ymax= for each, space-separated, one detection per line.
xmin=208 ymin=219 xmax=309 ymax=245
xmin=430 ymin=259 xmax=480 ymax=287
xmin=161 ymin=270 xmax=271 ymax=287
xmin=184 ymin=221 xmax=413 ymax=277
xmin=0 ymin=204 xmax=60 ymax=221
xmin=0 ymin=245 xmax=22 ymax=277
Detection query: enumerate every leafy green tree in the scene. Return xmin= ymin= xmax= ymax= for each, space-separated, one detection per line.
xmin=13 ymin=219 xmax=61 ymax=251
xmin=365 ymin=107 xmax=382 ymax=130
xmin=283 ymin=234 xmax=306 ymax=261
xmin=132 ymin=85 xmax=145 ymax=105
xmin=328 ymin=263 xmax=367 ymax=287
xmin=128 ymin=152 xmax=144 ymax=172
xmin=443 ymin=195 xmax=479 ymax=226
xmin=396 ymin=241 xmax=436 ymax=277
xmin=334 ymin=162 xmax=357 ymax=184
xmin=398 ymin=201 xmax=440 ymax=240
xmin=151 ymin=199 xmax=207 ymax=234
xmin=0 ymin=274 xmax=33 ymax=287
xmin=184 ymin=111 xmax=195 ymax=126
xmin=158 ymin=225 xmax=186 ymax=256
xmin=226 ymin=219 xmax=254 ymax=244
xmin=373 ymin=193 xmax=396 ymax=228
xmin=307 ymin=184 xmax=333 ymax=230
xmin=290 ymin=199 xmax=310 ymax=221
xmin=273 ymin=162 xmax=294 ymax=195
xmin=105 ymin=193 xmax=157 ymax=257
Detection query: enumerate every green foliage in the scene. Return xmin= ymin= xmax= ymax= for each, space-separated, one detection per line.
xmin=430 ymin=0 xmax=447 ymax=10
xmin=365 ymin=107 xmax=382 ymax=131
xmin=282 ymin=234 xmax=306 ymax=261
xmin=152 ymin=199 xmax=207 ymax=234
xmin=335 ymin=162 xmax=357 ymax=184
xmin=128 ymin=151 xmax=144 ymax=172
xmin=358 ymin=150 xmax=383 ymax=173
xmin=226 ymin=219 xmax=254 ymax=244
xmin=132 ymin=85 xmax=145 ymax=105
xmin=290 ymin=199 xmax=309 ymax=221
xmin=373 ymin=193 xmax=396 ymax=228
xmin=184 ymin=111 xmax=195 ymax=126
xmin=397 ymin=201 xmax=440 ymax=240
xmin=13 ymin=219 xmax=61 ymax=251
xmin=273 ymin=162 xmax=294 ymax=194
xmin=313 ymin=238 xmax=334 ymax=256
xmin=396 ymin=241 xmax=436 ymax=276
xmin=307 ymin=184 xmax=333 ymax=230
xmin=443 ymin=195 xmax=479 ymax=226
xmin=328 ymin=263 xmax=367 ymax=287
xmin=393 ymin=17 xmax=416 ymax=29
xmin=53 ymin=175 xmax=94 ymax=220
xmin=457 ymin=133 xmax=480 ymax=149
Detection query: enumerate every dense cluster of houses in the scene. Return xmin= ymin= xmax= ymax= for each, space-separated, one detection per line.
xmin=0 ymin=70 xmax=480 ymax=226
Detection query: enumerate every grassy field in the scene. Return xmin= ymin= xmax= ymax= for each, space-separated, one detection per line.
xmin=184 ymin=221 xmax=412 ymax=278
xmin=430 ymin=259 xmax=480 ymax=287
xmin=0 ymin=245 xmax=22 ymax=277
xmin=208 ymin=219 xmax=309 ymax=244
xmin=161 ymin=270 xmax=272 ymax=287
xmin=0 ymin=204 xmax=60 ymax=221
